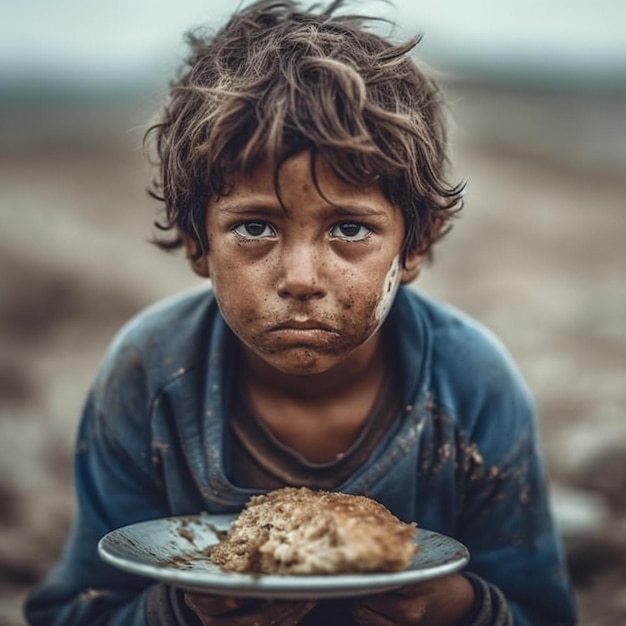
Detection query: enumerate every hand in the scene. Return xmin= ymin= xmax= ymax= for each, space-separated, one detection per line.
xmin=184 ymin=593 xmax=317 ymax=626
xmin=349 ymin=573 xmax=475 ymax=626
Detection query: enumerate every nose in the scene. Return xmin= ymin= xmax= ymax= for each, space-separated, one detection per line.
xmin=276 ymin=243 xmax=326 ymax=301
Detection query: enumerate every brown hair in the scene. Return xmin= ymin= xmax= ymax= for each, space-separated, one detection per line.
xmin=145 ymin=0 xmax=464 ymax=262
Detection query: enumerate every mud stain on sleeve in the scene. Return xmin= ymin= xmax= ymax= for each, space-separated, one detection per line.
xmin=81 ymin=588 xmax=109 ymax=600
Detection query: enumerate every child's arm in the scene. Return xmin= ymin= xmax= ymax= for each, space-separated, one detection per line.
xmin=417 ymin=317 xmax=578 ymax=625
xmin=453 ymin=383 xmax=574 ymax=625
xmin=22 ymin=321 xmax=210 ymax=626
xmin=23 ymin=390 xmax=174 ymax=625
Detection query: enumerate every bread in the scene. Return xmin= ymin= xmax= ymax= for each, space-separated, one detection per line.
xmin=210 ymin=487 xmax=417 ymax=575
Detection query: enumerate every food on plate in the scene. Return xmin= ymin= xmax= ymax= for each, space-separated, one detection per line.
xmin=209 ymin=487 xmax=418 ymax=575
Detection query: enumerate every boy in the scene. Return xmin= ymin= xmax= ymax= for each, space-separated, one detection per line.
xmin=25 ymin=1 xmax=577 ymax=624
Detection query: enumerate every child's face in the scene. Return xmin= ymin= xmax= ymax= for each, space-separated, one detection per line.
xmin=188 ymin=151 xmax=421 ymax=376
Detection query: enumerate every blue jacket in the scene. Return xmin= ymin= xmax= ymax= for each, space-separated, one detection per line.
xmin=24 ymin=286 xmax=577 ymax=625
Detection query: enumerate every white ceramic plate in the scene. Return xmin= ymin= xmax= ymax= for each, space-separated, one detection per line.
xmin=98 ymin=514 xmax=469 ymax=599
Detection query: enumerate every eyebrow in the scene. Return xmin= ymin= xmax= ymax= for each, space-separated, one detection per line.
xmin=217 ymin=202 xmax=281 ymax=217
xmin=216 ymin=199 xmax=390 ymax=219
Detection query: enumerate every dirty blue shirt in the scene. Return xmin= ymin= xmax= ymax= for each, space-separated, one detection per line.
xmin=24 ymin=286 xmax=577 ymax=625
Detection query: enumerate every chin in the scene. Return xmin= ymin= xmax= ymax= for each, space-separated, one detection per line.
xmin=260 ymin=349 xmax=344 ymax=377
xmin=271 ymin=359 xmax=337 ymax=377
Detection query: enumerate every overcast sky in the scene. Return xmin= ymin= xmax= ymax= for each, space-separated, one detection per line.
xmin=2 ymin=0 xmax=625 ymax=89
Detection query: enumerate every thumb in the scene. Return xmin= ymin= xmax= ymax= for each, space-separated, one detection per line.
xmin=274 ymin=600 xmax=318 ymax=625
xmin=184 ymin=592 xmax=247 ymax=616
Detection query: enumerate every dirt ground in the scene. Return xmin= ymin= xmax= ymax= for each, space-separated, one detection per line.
xmin=0 ymin=84 xmax=625 ymax=624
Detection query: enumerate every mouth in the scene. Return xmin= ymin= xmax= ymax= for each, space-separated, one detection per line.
xmin=271 ymin=319 xmax=337 ymax=333
xmin=266 ymin=320 xmax=341 ymax=347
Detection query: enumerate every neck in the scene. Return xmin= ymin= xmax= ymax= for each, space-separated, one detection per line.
xmin=240 ymin=334 xmax=388 ymax=462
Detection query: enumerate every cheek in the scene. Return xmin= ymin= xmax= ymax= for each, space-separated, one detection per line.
xmin=210 ymin=264 xmax=252 ymax=320
xmin=335 ymin=256 xmax=401 ymax=339
xmin=373 ymin=256 xmax=401 ymax=323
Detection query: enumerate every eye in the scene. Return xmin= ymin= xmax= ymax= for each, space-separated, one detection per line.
xmin=330 ymin=222 xmax=372 ymax=241
xmin=233 ymin=221 xmax=275 ymax=239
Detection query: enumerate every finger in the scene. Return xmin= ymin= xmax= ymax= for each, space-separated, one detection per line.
xmin=184 ymin=592 xmax=249 ymax=616
xmin=237 ymin=599 xmax=316 ymax=626
xmin=350 ymin=601 xmax=396 ymax=626
xmin=185 ymin=595 xmax=316 ymax=626
xmin=352 ymin=592 xmax=428 ymax=626
xmin=391 ymin=581 xmax=432 ymax=597
xmin=273 ymin=600 xmax=317 ymax=625
xmin=392 ymin=573 xmax=462 ymax=598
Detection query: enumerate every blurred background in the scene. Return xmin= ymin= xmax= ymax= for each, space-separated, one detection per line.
xmin=1 ymin=1 xmax=625 ymax=623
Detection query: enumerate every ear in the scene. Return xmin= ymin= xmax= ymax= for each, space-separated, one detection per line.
xmin=181 ymin=232 xmax=210 ymax=278
xmin=400 ymin=249 xmax=424 ymax=284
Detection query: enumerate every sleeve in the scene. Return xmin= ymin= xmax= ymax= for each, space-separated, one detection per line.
xmin=23 ymin=341 xmax=193 ymax=625
xmin=460 ymin=572 xmax=513 ymax=626
xmin=447 ymin=332 xmax=578 ymax=626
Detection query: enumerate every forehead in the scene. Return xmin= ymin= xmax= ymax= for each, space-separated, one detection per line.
xmin=218 ymin=151 xmax=392 ymax=212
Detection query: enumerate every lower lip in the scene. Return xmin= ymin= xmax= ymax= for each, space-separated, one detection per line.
xmin=270 ymin=328 xmax=339 ymax=342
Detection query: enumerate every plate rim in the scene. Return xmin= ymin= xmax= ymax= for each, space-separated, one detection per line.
xmin=97 ymin=513 xmax=470 ymax=599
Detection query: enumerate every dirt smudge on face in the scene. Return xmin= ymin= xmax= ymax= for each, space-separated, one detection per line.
xmin=374 ymin=256 xmax=401 ymax=323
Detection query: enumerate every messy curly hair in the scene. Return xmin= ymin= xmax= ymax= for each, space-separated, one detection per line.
xmin=145 ymin=0 xmax=464 ymax=262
